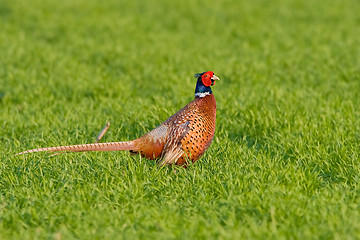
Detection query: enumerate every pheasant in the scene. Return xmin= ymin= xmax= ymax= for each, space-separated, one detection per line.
xmin=16 ymin=71 xmax=220 ymax=167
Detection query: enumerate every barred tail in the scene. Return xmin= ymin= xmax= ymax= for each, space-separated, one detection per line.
xmin=15 ymin=141 xmax=138 ymax=156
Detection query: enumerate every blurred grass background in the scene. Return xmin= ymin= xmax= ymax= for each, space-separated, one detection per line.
xmin=0 ymin=0 xmax=360 ymax=239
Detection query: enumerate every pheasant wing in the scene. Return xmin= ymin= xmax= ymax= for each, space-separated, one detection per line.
xmin=159 ymin=121 xmax=190 ymax=166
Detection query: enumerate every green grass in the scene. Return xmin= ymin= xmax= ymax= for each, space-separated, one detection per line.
xmin=1 ymin=0 xmax=360 ymax=239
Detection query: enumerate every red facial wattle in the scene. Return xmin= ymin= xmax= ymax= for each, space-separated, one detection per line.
xmin=202 ymin=71 xmax=214 ymax=87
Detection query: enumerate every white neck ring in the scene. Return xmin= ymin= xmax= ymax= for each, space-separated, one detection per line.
xmin=195 ymin=92 xmax=211 ymax=98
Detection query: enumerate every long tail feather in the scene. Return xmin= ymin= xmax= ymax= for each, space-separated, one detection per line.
xmin=15 ymin=141 xmax=137 ymax=156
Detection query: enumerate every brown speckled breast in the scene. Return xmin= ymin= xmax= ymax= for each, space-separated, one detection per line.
xmin=173 ymin=94 xmax=216 ymax=166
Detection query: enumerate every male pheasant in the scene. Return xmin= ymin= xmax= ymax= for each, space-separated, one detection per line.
xmin=16 ymin=71 xmax=220 ymax=167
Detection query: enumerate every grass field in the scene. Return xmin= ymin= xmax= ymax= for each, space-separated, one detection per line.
xmin=1 ymin=0 xmax=360 ymax=239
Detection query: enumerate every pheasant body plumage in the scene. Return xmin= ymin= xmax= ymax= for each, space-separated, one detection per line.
xmin=16 ymin=71 xmax=219 ymax=167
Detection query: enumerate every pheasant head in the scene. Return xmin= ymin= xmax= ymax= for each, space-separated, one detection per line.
xmin=194 ymin=71 xmax=220 ymax=98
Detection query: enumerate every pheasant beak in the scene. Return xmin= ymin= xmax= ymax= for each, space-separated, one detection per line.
xmin=210 ymin=75 xmax=220 ymax=86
